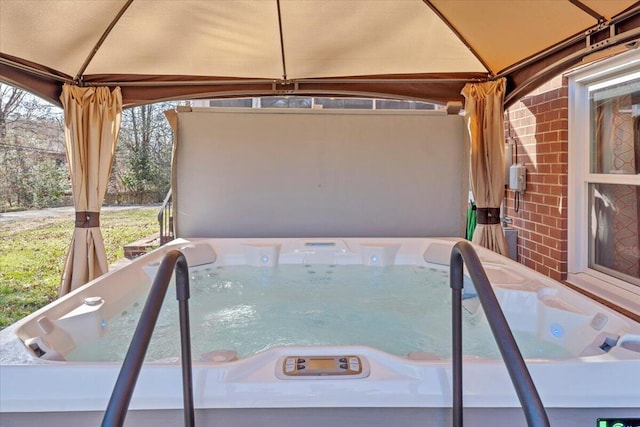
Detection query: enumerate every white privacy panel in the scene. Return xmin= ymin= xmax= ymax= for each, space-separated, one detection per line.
xmin=174 ymin=108 xmax=467 ymax=238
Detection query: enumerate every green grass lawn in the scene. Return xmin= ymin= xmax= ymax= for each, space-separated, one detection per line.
xmin=0 ymin=207 xmax=159 ymax=329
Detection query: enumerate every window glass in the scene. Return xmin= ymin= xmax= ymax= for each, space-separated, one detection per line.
xmin=589 ymin=183 xmax=640 ymax=285
xmin=314 ymin=98 xmax=373 ymax=109
xmin=204 ymin=96 xmax=440 ymax=110
xmin=209 ymin=98 xmax=253 ymax=108
xmin=587 ymin=75 xmax=640 ymax=287
xmin=209 ymin=98 xmax=252 ymax=108
xmin=589 ymin=79 xmax=640 ymax=174
xmin=375 ymin=99 xmax=436 ymax=110
xmin=261 ymin=97 xmax=312 ymax=108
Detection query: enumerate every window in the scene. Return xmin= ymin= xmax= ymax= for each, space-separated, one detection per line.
xmin=588 ymin=78 xmax=640 ymax=285
xmin=314 ymin=97 xmax=373 ymax=109
xmin=209 ymin=98 xmax=253 ymax=108
xmin=200 ymin=96 xmax=441 ymax=111
xmin=568 ymin=49 xmax=640 ymax=308
xmin=374 ymin=99 xmax=436 ymax=110
xmin=260 ymin=96 xmax=313 ymax=109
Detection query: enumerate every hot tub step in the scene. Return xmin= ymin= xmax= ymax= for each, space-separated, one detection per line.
xmin=124 ymin=233 xmax=160 ymax=259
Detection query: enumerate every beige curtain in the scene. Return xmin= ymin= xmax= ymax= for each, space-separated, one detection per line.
xmin=462 ymin=78 xmax=508 ymax=256
xmin=59 ymin=85 xmax=122 ymax=296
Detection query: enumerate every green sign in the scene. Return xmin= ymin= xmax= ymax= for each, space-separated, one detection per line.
xmin=597 ymin=419 xmax=640 ymax=427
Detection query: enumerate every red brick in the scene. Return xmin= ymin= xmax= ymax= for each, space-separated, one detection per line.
xmin=543 ymin=256 xmax=560 ymax=271
xmin=530 ymin=193 xmax=545 ymax=204
xmin=526 ymin=171 xmax=540 ymax=181
xmin=536 ymin=152 xmax=550 ymax=163
xmin=538 ymin=245 xmax=550 ymax=257
xmin=544 ymin=110 xmax=560 ymax=122
xmin=551 ymin=98 xmax=565 ymax=110
xmin=548 ymin=269 xmax=563 ymax=281
xmin=543 ymin=236 xmax=561 ymax=249
xmin=559 ymin=85 xmax=568 ymax=97
xmin=536 ymin=224 xmax=550 ymax=236
xmin=549 ymin=227 xmax=564 ymax=240
xmin=543 ymin=131 xmax=558 ymax=142
xmin=504 ymin=77 xmax=570 ymax=284
xmin=550 ymin=142 xmax=566 ymax=153
xmin=537 ymin=164 xmax=551 ymax=174
xmin=537 ymin=121 xmax=551 ymax=133
xmin=542 ymin=215 xmax=558 ymax=228
xmin=559 ymin=196 xmax=568 ymax=210
xmin=549 ymin=248 xmax=564 ymax=261
xmin=543 ymin=195 xmax=559 ymax=206
xmin=531 ymin=250 xmax=544 ymax=263
xmin=531 ymin=233 xmax=544 ymax=244
xmin=542 ymin=175 xmax=559 ymax=185
xmin=537 ymin=101 xmax=551 ymax=113
xmin=537 ymin=264 xmax=550 ymax=276
xmin=530 ymin=212 xmax=544 ymax=224
xmin=536 ymin=204 xmax=551 ymax=215
xmin=549 ymin=185 xmax=564 ymax=196
xmin=536 ymin=142 xmax=550 ymax=153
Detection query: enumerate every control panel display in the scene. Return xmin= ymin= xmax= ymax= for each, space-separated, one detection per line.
xmin=276 ymin=355 xmax=370 ymax=379
xmin=308 ymin=358 xmax=336 ymax=370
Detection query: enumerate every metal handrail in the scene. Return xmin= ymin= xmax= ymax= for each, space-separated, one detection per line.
xmin=102 ymin=250 xmax=194 ymax=427
xmin=158 ymin=188 xmax=174 ymax=245
xmin=449 ymin=241 xmax=549 ymax=427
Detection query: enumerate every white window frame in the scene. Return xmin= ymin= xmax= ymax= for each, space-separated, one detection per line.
xmin=567 ymin=48 xmax=640 ymax=314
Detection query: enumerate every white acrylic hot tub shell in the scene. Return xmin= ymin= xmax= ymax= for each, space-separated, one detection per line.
xmin=1 ymin=238 xmax=640 ymax=426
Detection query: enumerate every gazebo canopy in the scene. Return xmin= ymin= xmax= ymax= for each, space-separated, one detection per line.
xmin=1 ymin=0 xmax=640 ymax=108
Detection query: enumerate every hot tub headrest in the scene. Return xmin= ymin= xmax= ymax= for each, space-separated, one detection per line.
xmin=179 ymin=243 xmax=217 ymax=266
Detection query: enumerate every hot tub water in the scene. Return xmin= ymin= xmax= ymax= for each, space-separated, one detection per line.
xmin=66 ymin=264 xmax=571 ymax=362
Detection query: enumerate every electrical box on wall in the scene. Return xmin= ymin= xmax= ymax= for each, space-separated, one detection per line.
xmin=504 ymin=143 xmax=513 ymax=186
xmin=509 ymin=164 xmax=526 ymax=192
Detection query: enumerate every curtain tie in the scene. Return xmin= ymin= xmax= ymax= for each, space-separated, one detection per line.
xmin=476 ymin=208 xmax=500 ymax=225
xmin=75 ymin=211 xmax=100 ymax=228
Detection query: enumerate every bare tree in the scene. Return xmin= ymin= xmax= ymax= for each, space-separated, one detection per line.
xmin=1 ymin=83 xmax=176 ymax=209
xmin=117 ymin=102 xmax=175 ymax=202
xmin=0 ymin=83 xmax=67 ymax=209
xmin=0 ymin=84 xmax=25 ymax=139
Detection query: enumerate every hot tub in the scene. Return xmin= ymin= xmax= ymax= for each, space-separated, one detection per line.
xmin=1 ymin=237 xmax=639 ymax=426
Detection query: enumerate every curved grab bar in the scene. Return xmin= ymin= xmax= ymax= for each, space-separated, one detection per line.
xmin=450 ymin=240 xmax=549 ymax=427
xmin=102 ymin=250 xmax=194 ymax=427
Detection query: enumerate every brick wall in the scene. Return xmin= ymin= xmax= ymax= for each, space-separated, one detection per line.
xmin=503 ymin=75 xmax=568 ymax=281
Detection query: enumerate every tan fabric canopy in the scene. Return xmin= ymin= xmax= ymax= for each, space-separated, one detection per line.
xmin=1 ymin=1 xmax=639 ymax=108
xmin=462 ymin=78 xmax=509 ymax=256
xmin=0 ymin=0 xmax=638 ymax=283
xmin=59 ymin=85 xmax=122 ymax=296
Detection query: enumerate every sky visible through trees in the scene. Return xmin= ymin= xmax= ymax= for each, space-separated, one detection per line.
xmin=0 ymin=84 xmax=174 ymax=211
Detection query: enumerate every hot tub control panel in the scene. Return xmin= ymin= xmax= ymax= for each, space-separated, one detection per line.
xmin=276 ymin=355 xmax=370 ymax=379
